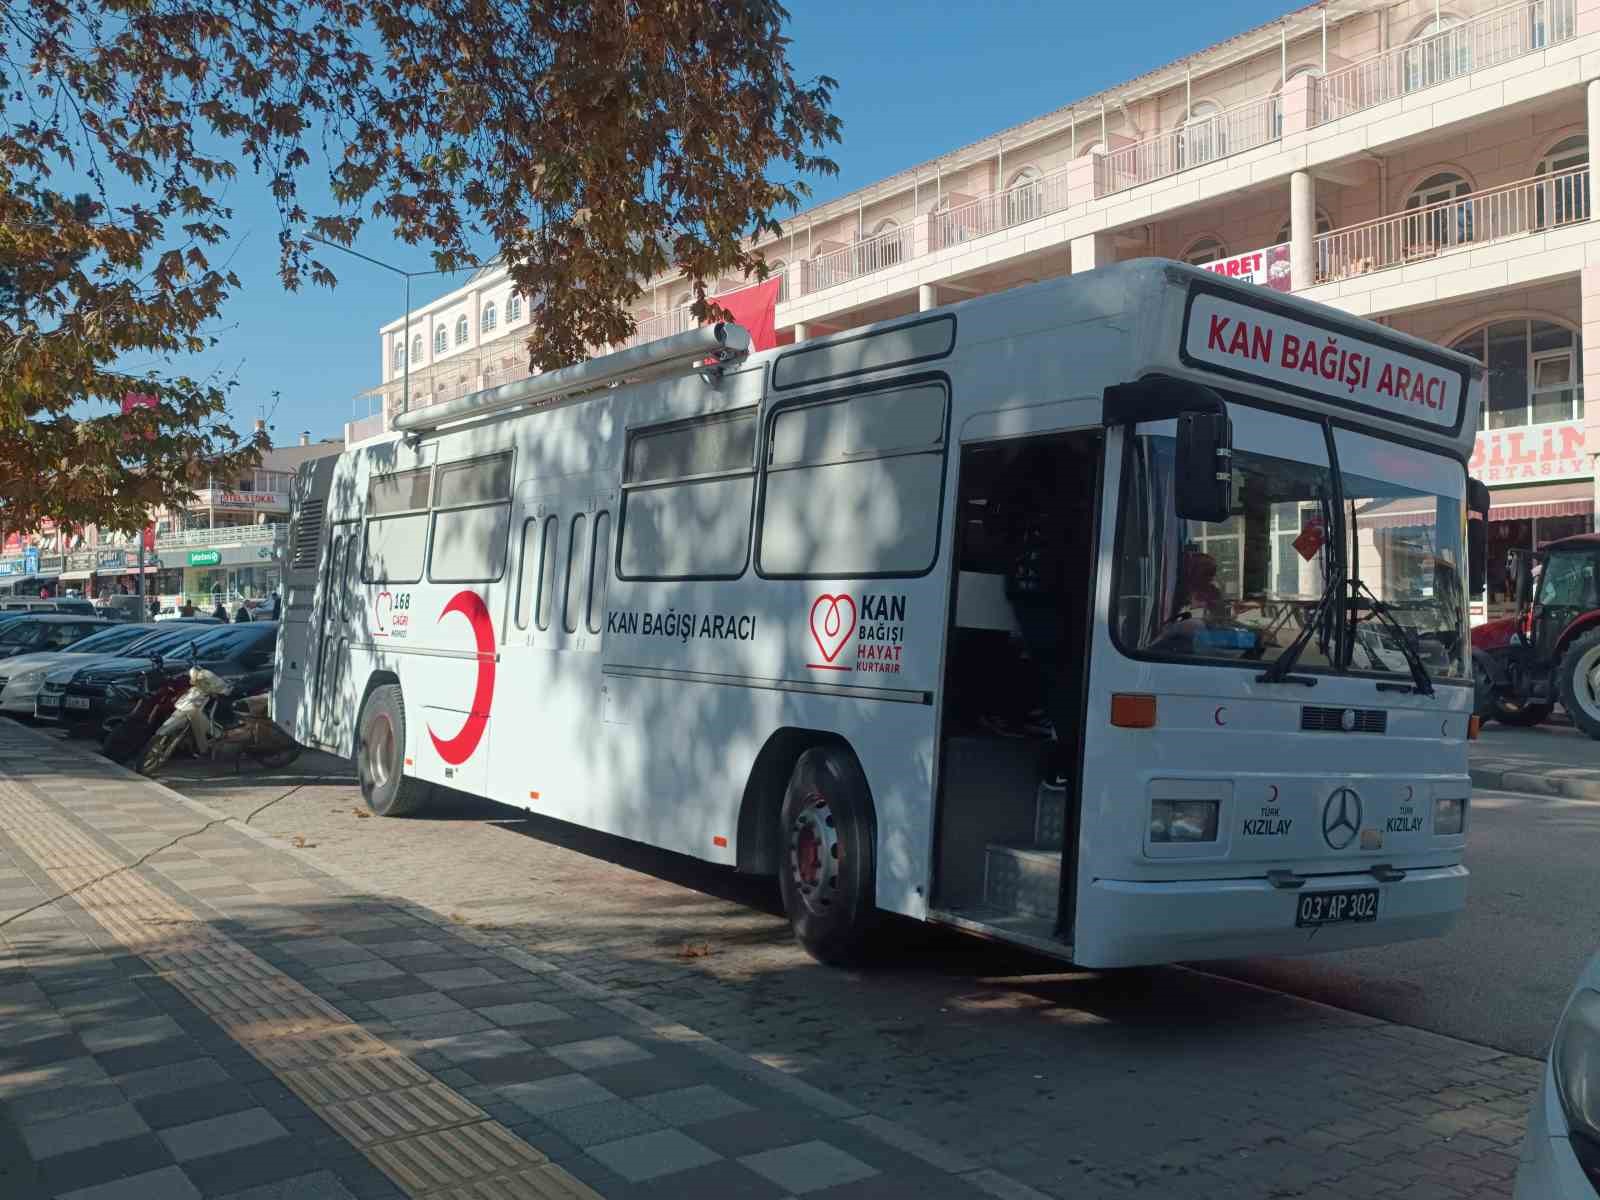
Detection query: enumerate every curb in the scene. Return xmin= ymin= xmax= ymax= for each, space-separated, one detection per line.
xmin=1470 ymin=765 xmax=1600 ymax=800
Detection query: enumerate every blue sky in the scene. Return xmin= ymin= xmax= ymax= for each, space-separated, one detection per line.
xmin=146 ymin=0 xmax=1287 ymax=445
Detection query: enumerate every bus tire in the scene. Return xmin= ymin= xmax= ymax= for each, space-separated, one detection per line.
xmin=357 ymin=685 xmax=431 ymax=816
xmin=1557 ymin=629 xmax=1600 ymax=740
xmin=778 ymin=746 xmax=877 ymax=965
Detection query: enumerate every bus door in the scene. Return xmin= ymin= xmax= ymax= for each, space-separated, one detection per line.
xmin=931 ymin=427 xmax=1103 ymax=945
xmin=275 ymin=455 xmax=337 ymax=739
xmin=313 ymin=520 xmax=361 ymax=750
xmin=496 ymin=476 xmax=614 ymax=813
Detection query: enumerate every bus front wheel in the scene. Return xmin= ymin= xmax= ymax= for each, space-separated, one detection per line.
xmin=778 ymin=746 xmax=877 ymax=965
xmin=357 ymin=685 xmax=432 ymax=817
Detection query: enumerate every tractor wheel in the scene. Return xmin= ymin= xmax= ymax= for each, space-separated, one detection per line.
xmin=1557 ymin=629 xmax=1600 ymax=739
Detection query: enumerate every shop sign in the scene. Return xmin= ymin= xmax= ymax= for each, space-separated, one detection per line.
xmin=22 ymin=548 xmax=38 ymax=574
xmin=213 ymin=491 xmax=286 ymax=510
xmin=1468 ymin=420 xmax=1589 ymax=484
xmin=97 ymin=549 xmax=129 ymax=569
xmin=1198 ymin=243 xmax=1292 ymax=292
xmin=0 ymin=561 xmax=14 ymax=576
xmin=187 ymin=549 xmax=222 ymax=567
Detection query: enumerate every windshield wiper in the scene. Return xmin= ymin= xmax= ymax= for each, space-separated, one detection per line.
xmin=1257 ymin=563 xmax=1343 ymax=686
xmin=1350 ymin=579 xmax=1434 ymax=697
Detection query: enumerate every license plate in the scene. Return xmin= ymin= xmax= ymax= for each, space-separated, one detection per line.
xmin=36 ymin=694 xmax=60 ymax=711
xmin=1295 ymin=887 xmax=1379 ymax=927
xmin=64 ymin=696 xmax=91 ymax=711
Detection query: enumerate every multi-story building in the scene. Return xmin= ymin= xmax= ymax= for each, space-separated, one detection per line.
xmin=354 ymin=0 xmax=1598 ymax=615
xmin=0 ymin=428 xmax=344 ymax=606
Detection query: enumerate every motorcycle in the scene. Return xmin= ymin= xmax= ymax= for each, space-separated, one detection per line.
xmin=100 ymin=659 xmax=190 ymax=766
xmin=137 ymin=666 xmax=301 ymax=776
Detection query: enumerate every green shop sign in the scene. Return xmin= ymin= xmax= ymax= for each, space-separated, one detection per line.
xmin=186 ymin=549 xmax=222 ymax=567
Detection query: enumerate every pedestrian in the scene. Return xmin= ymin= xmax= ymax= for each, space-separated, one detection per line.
xmin=233 ymin=602 xmax=252 ymax=623
xmin=148 ymin=597 xmax=160 ymax=619
xmin=264 ymin=591 xmax=281 ymax=621
xmin=179 ymin=601 xmax=197 ymax=617
xmin=211 ymin=601 xmax=228 ymax=622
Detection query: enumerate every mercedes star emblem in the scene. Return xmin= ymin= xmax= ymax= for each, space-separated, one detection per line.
xmin=1322 ymin=787 xmax=1362 ymax=850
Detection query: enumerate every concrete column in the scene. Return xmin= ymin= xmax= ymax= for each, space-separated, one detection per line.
xmin=1290 ymin=170 xmax=1315 ymax=290
xmin=1070 ymin=232 xmax=1115 ymax=273
xmin=918 ymin=284 xmax=939 ymax=311
xmin=793 ymin=322 xmax=809 ymax=344
xmin=1279 ymin=70 xmax=1318 ymax=137
xmin=1066 ymin=156 xmax=1099 ymax=207
xmin=1581 ymin=268 xmax=1600 ymax=521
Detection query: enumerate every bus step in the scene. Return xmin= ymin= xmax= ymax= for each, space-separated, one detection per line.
xmin=982 ymin=843 xmax=1062 ymax=921
xmin=1035 ymin=786 xmax=1065 ymax=848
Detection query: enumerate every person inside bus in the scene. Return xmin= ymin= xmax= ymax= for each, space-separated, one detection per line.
xmin=212 ymin=601 xmax=228 ymax=622
xmin=234 ymin=601 xmax=252 ymax=622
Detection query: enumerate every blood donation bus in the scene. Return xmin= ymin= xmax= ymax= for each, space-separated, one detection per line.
xmin=273 ymin=259 xmax=1485 ymax=968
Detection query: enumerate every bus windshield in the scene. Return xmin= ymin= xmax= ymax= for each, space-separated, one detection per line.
xmin=1114 ymin=414 xmax=1468 ymax=680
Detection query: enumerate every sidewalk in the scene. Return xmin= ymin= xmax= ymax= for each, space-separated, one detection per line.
xmin=1470 ymin=720 xmax=1600 ymax=800
xmin=0 ymin=720 xmax=1021 ymax=1200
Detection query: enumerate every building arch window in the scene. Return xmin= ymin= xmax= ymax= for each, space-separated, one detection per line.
xmin=1004 ymin=166 xmax=1044 ymax=226
xmin=1535 ymin=134 xmax=1590 ymax=226
xmin=1449 ymin=318 xmax=1583 ymax=430
xmin=1404 ymin=170 xmax=1474 ymax=251
xmin=481 ymin=302 xmax=497 ymax=334
xmin=434 ymin=327 xmax=447 ymax=355
xmin=411 ymin=334 xmax=423 ymax=361
xmin=454 ymin=315 xmax=469 ymax=345
xmin=1179 ymin=100 xmax=1225 ymax=168
xmin=1181 ymin=235 xmax=1228 ymax=266
xmin=1271 ymin=65 xmax=1322 ymax=131
xmin=765 ymin=258 xmax=788 ymax=301
xmin=1079 ymin=141 xmax=1106 ymax=158
xmin=1405 ymin=14 xmax=1468 ymax=90
xmin=506 ymin=293 xmax=523 ymax=322
xmin=859 ymin=218 xmax=904 ymax=272
xmin=391 ymin=342 xmax=405 ymax=372
xmin=1274 ymin=210 xmax=1333 ymax=245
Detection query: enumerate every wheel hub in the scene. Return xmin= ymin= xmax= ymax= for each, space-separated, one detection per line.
xmin=788 ymin=793 xmax=839 ymax=916
xmin=1578 ymin=646 xmax=1600 ymax=719
xmin=364 ymin=712 xmax=394 ymax=789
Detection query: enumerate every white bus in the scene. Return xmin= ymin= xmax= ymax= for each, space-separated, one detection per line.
xmin=275 ymin=259 xmax=1485 ymax=969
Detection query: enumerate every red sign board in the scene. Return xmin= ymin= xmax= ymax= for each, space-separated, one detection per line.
xmin=1198 ymin=244 xmax=1292 ymax=292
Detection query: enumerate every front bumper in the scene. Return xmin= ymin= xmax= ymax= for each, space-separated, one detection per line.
xmin=1515 ymin=1060 xmax=1595 ymax=1198
xmin=1073 ymin=864 xmax=1468 ymax=968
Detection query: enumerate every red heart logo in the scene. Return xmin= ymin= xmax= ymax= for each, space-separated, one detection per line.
xmin=375 ymin=590 xmax=392 ymax=630
xmin=809 ymin=593 xmax=856 ymax=664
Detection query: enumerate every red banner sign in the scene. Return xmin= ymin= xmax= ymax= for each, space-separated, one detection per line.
xmin=1198 ymin=244 xmax=1292 ymax=292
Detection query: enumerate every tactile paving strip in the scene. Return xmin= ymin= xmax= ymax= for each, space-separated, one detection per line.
xmin=0 ymin=773 xmax=604 ymax=1198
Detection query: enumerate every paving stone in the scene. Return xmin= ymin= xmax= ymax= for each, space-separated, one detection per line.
xmin=36 ymin=1132 xmax=175 ymax=1196
xmin=537 ymin=1098 xmax=665 ymax=1146
xmin=548 ymin=1036 xmax=653 ymax=1073
xmin=396 ymin=1010 xmax=494 ymax=1038
xmin=0 ymin=1054 xmax=110 ymax=1098
xmin=316 ymin=961 xmax=404 ymax=984
xmin=96 ymin=1035 xmax=208 ymax=1076
xmin=135 ymin=1079 xmax=263 ymax=1130
xmin=415 ymin=966 xmax=502 ymax=991
xmin=424 ymin=1028 xmax=532 ymax=1064
xmin=116 ymin=1057 xmax=232 ymax=1100
xmin=182 ymin=1136 xmax=331 ymax=1197
xmin=739 ymin=1141 xmax=879 ymax=1194
xmin=215 ymin=1170 xmax=359 ymax=1200
xmin=0 ymin=1031 xmax=88 ymax=1072
xmin=364 ymin=940 xmax=443 ymax=959
xmin=587 ymin=1127 xmax=722 ymax=1182
xmin=159 ymin=1106 xmax=290 ymax=1162
xmin=337 ymin=976 xmax=435 ymax=1003
xmin=634 ymin=1084 xmax=756 ymax=1127
xmin=367 ymin=991 xmax=462 ymax=1021
xmin=608 ymin=1158 xmax=791 ymax=1200
xmin=503 ymin=1072 xmax=619 ymax=1116
xmin=58 ymin=1165 xmax=203 ymax=1200
xmin=79 ymin=1015 xmax=185 ymax=1053
xmin=459 ymin=1050 xmax=571 ymax=1086
xmin=476 ymin=1000 xmax=565 ymax=1027
xmin=2 ymin=1080 xmax=125 ymax=1126
xmin=433 ymin=982 xmax=552 ymax=1009
xmin=19 ymin=1100 xmax=151 ymax=1158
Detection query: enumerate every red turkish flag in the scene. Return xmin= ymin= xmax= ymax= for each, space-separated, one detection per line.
xmin=708 ymin=278 xmax=781 ymax=351
xmin=121 ymin=392 xmax=159 ymax=442
xmin=1293 ymin=515 xmax=1327 ymax=561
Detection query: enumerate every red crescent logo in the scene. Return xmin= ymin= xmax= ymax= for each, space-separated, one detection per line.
xmin=428 ymin=590 xmax=495 ymax=765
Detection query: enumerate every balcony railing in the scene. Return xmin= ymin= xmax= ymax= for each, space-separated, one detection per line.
xmin=801 ymin=222 xmax=915 ymax=294
xmin=156 ymin=523 xmax=284 ymax=550
xmin=1314 ymin=166 xmax=1591 ymax=284
xmin=618 ymin=307 xmax=696 ymax=350
xmin=1095 ymin=95 xmax=1282 ymax=197
xmin=1314 ymin=0 xmax=1575 ymax=124
xmin=931 ymin=168 xmax=1072 ymax=251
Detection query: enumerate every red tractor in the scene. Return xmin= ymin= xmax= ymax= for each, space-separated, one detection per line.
xmin=1472 ymin=534 xmax=1600 ymax=737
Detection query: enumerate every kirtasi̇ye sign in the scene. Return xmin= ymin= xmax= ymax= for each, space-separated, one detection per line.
xmin=187 ymin=549 xmax=222 ymax=567
xmin=1469 ymin=420 xmax=1589 ymax=484
xmin=1182 ymin=291 xmax=1470 ymax=432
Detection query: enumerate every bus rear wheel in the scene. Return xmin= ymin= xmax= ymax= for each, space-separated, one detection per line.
xmin=357 ymin=685 xmax=432 ymax=817
xmin=778 ymin=746 xmax=877 ymax=965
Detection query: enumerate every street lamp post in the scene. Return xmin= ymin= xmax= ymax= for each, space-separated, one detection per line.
xmin=305 ymin=236 xmax=479 ymax=421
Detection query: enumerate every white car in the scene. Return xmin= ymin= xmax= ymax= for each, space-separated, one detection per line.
xmin=1516 ymin=949 xmax=1600 ymax=1197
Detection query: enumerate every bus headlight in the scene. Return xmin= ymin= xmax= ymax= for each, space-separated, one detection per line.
xmin=1433 ymin=797 xmax=1466 ymax=836
xmin=1149 ymin=799 xmax=1219 ymax=843
xmin=1552 ymin=989 xmax=1600 ymax=1179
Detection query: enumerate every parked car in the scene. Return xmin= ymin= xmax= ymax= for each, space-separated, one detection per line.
xmin=0 ymin=614 xmax=114 ymax=661
xmin=35 ymin=621 xmax=278 ymax=730
xmin=1514 ymin=948 xmax=1600 ymax=1197
xmin=95 ymin=595 xmax=157 ymax=622
xmin=0 ymin=598 xmax=98 ymax=616
xmin=0 ymin=620 xmax=217 ymax=716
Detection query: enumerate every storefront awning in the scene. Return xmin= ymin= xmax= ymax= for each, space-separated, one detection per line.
xmin=1489 ymin=480 xmax=1594 ymax=522
xmin=0 ymin=572 xmax=58 ymax=592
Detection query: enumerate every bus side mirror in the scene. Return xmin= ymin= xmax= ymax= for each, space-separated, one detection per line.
xmin=1174 ymin=410 xmax=1234 ymax=524
xmin=1467 ymin=519 xmax=1486 ymax=596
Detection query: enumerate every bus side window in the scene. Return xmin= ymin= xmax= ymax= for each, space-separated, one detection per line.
xmin=563 ymin=513 xmax=589 ymax=635
xmin=587 ymin=511 xmax=611 ymax=636
xmin=515 ymin=519 xmax=540 ymax=630
xmin=535 ymin=515 xmax=560 ymax=632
